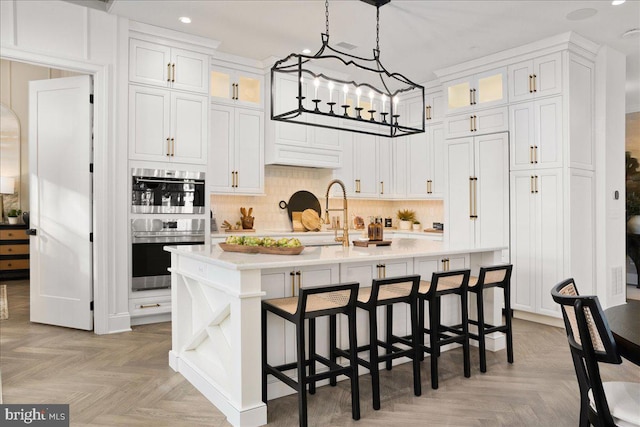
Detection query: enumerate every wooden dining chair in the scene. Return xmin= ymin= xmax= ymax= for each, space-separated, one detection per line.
xmin=551 ymin=278 xmax=640 ymax=427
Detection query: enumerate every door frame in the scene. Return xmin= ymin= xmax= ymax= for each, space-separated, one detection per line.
xmin=0 ymin=46 xmax=119 ymax=334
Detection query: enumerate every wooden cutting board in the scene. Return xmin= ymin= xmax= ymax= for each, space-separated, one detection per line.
xmin=292 ymin=211 xmax=305 ymax=232
xmin=301 ymin=209 xmax=322 ymax=231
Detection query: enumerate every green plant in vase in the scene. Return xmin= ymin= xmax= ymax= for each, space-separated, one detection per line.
xmin=7 ymin=208 xmax=21 ymax=224
xmin=397 ymin=209 xmax=416 ymax=230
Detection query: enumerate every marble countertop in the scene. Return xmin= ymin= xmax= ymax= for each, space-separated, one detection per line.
xmin=166 ymin=238 xmax=505 ymax=271
xmin=210 ymin=229 xmax=443 ymax=238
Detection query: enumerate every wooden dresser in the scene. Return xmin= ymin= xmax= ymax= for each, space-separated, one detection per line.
xmin=0 ymin=224 xmax=30 ymax=280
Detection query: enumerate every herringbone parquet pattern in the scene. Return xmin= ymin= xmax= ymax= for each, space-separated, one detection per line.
xmin=1 ymin=281 xmax=638 ymax=426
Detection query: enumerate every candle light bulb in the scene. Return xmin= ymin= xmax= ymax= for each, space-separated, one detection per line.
xmin=313 ymin=78 xmax=319 ymax=99
xmin=328 ymin=81 xmax=334 ymax=102
xmin=381 ymin=94 xmax=387 ymax=113
xmin=356 ymin=87 xmax=362 ymax=108
xmin=393 ymin=96 xmax=399 ymax=109
xmin=343 ymin=84 xmax=348 ymax=104
xmin=369 ymin=90 xmax=374 ymax=105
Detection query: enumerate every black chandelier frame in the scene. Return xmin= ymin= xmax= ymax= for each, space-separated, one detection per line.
xmin=270 ymin=0 xmax=425 ymax=138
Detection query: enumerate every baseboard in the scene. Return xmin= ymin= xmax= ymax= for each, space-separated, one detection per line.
xmin=105 ymin=312 xmax=132 ymax=334
xmin=513 ymin=310 xmax=564 ymax=328
xmin=131 ymin=312 xmax=171 ymax=326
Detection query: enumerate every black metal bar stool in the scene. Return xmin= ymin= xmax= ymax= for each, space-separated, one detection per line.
xmin=467 ymin=264 xmax=513 ymax=373
xmin=335 ymin=274 xmax=421 ymax=410
xmin=261 ymin=282 xmax=361 ymax=427
xmin=418 ymin=269 xmax=471 ymax=389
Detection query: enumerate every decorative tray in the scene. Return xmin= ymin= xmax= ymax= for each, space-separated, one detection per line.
xmin=218 ymin=243 xmax=305 ymax=255
xmin=352 ymin=240 xmax=392 ymax=247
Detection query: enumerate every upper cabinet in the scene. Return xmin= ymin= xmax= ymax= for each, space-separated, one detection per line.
xmin=210 ymin=61 xmax=264 ymax=109
xmin=425 ymin=90 xmax=444 ymax=123
xmin=128 ymin=85 xmax=208 ymax=164
xmin=129 ymin=39 xmax=209 ymax=94
xmin=444 ymin=67 xmax=507 ymax=114
xmin=508 ymin=52 xmax=562 ymax=103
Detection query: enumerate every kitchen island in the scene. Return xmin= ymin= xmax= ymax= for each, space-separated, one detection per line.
xmin=166 ymin=239 xmax=506 ymax=427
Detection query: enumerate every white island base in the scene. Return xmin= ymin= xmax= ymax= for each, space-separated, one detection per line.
xmin=167 ymin=239 xmax=507 ymax=427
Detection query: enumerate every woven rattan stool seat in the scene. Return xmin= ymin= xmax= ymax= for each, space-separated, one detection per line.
xmin=357 ymin=281 xmax=413 ymax=304
xmin=419 ymin=274 xmax=466 ymax=293
xmin=264 ymin=290 xmax=352 ymax=315
xmin=469 ymin=269 xmax=507 ymax=288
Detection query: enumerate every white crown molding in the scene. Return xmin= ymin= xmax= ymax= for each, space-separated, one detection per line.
xmin=129 ymin=20 xmax=220 ymax=54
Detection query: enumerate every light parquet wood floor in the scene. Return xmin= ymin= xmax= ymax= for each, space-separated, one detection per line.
xmin=1 ymin=280 xmax=638 ymax=426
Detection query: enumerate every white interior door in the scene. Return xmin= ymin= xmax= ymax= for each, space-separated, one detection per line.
xmin=29 ymin=75 xmax=93 ymax=330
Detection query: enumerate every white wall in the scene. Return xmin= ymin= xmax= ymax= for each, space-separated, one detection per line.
xmin=595 ymin=46 xmax=627 ymax=308
xmin=0 ymin=0 xmax=128 ymax=334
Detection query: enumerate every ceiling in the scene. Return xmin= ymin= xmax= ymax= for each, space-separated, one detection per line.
xmin=105 ymin=0 xmax=640 ymax=110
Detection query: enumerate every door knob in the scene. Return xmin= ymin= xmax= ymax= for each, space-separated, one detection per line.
xmin=26 ymin=229 xmax=37 ymax=236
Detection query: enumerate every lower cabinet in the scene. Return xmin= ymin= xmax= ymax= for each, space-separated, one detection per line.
xmin=510 ymin=169 xmax=564 ymax=317
xmin=261 ymin=264 xmax=340 ymax=380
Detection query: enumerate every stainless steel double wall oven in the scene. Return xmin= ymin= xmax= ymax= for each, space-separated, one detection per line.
xmin=131 ymin=169 xmax=205 ymax=292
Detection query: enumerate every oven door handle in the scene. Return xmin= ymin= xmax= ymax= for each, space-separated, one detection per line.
xmin=134 ymin=178 xmax=204 ymax=185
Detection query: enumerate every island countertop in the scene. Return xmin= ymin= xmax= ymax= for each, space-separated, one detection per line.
xmin=166 ymin=238 xmax=506 ymax=271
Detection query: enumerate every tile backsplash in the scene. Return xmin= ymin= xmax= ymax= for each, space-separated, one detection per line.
xmin=211 ymin=165 xmax=443 ymax=231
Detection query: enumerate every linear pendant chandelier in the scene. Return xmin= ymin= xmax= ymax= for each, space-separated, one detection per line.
xmin=270 ymin=0 xmax=425 ymax=138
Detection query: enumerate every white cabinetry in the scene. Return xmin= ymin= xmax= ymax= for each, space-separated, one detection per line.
xmin=444 ymin=67 xmax=507 ymax=114
xmin=444 ymin=106 xmax=508 ymax=139
xmin=509 ymin=96 xmax=562 ymax=170
xmin=210 ymin=61 xmax=264 ymax=108
xmin=128 ymin=85 xmax=208 ymax=164
xmin=406 ymin=124 xmax=444 ymax=199
xmin=209 ymin=104 xmax=264 ymax=194
xmin=445 ymin=133 xmax=509 ymax=252
xmin=262 ymin=264 xmax=340 ymax=381
xmin=266 ymin=72 xmax=342 ymax=168
xmin=129 ymin=38 xmax=209 ymax=94
xmin=425 ymin=90 xmax=444 ymax=123
xmin=510 ymin=170 xmax=564 ymax=317
xmin=508 ymin=52 xmax=562 ymax=103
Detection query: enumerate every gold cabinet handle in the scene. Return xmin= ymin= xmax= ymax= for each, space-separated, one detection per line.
xmin=427 ymin=180 xmax=432 ymax=194
xmin=166 ymin=137 xmax=171 ymax=156
xmin=140 ymin=303 xmax=161 ymax=309
xmin=471 ymin=177 xmax=478 ymax=219
xmin=534 ymin=145 xmax=538 ymax=163
xmin=530 ymin=146 xmax=534 ymax=163
xmin=382 ymin=264 xmax=386 ymax=278
xmin=529 ymin=75 xmax=533 ymax=93
xmin=474 ymin=115 xmax=477 ymax=131
xmin=290 ymin=271 xmax=295 ymax=296
xmin=355 ymin=179 xmax=361 ymax=193
xmin=532 ymin=74 xmax=537 ymax=92
xmin=171 ymin=63 xmax=176 ymax=83
xmin=171 ymin=138 xmax=175 ymax=156
xmin=470 ymin=116 xmax=474 ymax=132
xmin=469 ymin=177 xmax=474 ymax=218
xmin=297 ymin=271 xmax=302 ymax=289
xmin=534 ymin=175 xmax=539 ymax=193
xmin=530 ymin=176 xmax=534 ymax=194
xmin=380 ymin=181 xmax=384 ymax=195
xmin=235 ymin=171 xmax=238 ymax=187
xmin=167 ymin=63 xmax=171 ymax=82
xmin=473 ymin=88 xmax=477 ymax=105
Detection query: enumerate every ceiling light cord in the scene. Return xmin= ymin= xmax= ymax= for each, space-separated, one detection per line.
xmin=376 ymin=5 xmax=380 ymax=52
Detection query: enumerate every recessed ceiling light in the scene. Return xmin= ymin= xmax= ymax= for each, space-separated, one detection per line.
xmin=565 ymin=8 xmax=598 ymax=21
xmin=612 ymin=0 xmax=626 ymax=5
xmin=179 ymin=16 xmax=192 ymax=24
xmin=622 ymin=28 xmax=640 ymax=39
xmin=302 ymin=48 xmax=311 ymax=54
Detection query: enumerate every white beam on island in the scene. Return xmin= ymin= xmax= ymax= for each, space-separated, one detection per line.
xmin=166 ymin=239 xmax=506 ymax=427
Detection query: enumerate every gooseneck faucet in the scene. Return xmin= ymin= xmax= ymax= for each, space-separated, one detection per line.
xmin=324 ymin=179 xmax=349 ymax=247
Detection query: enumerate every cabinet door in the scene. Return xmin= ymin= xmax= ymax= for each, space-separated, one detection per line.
xmin=510 ymin=171 xmax=536 ymax=312
xmin=445 ymin=78 xmax=472 ymax=114
xmin=236 ymin=71 xmax=263 ymax=107
xmin=445 ymin=137 xmax=474 ymax=249
xmin=475 ymin=106 xmax=509 ymax=135
xmin=535 ymin=169 xmax=563 ymax=317
xmin=171 ymin=48 xmax=209 ymax=94
xmin=509 ymin=101 xmax=535 ymax=170
xmin=392 ymin=138 xmax=407 ymax=199
xmin=475 ymin=68 xmax=507 ymax=109
xmin=352 ymin=133 xmax=378 ymax=198
xmin=444 ymin=113 xmax=475 ymax=139
xmin=407 ymin=133 xmax=429 ymax=199
xmin=378 ymin=138 xmax=393 ymax=199
xmin=261 ymin=269 xmax=294 ymax=368
xmin=129 ymin=85 xmax=171 ymax=161
xmin=234 ymin=108 xmax=264 ymax=194
xmin=425 ymin=91 xmax=444 ymax=123
xmin=170 ymin=92 xmax=207 ymax=164
xmin=534 ymin=96 xmax=562 ymax=169
xmin=210 ymin=65 xmax=235 ymax=103
xmin=404 ymin=94 xmax=425 ymax=127
xmin=429 ymin=124 xmax=445 ymax=198
xmin=533 ymin=52 xmax=562 ymax=98
xmin=209 ymin=104 xmax=235 ymax=193
xmin=508 ymin=60 xmax=535 ymax=103
xmin=474 ymin=133 xmax=509 ymax=249
xmin=129 ymin=39 xmax=170 ymax=88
